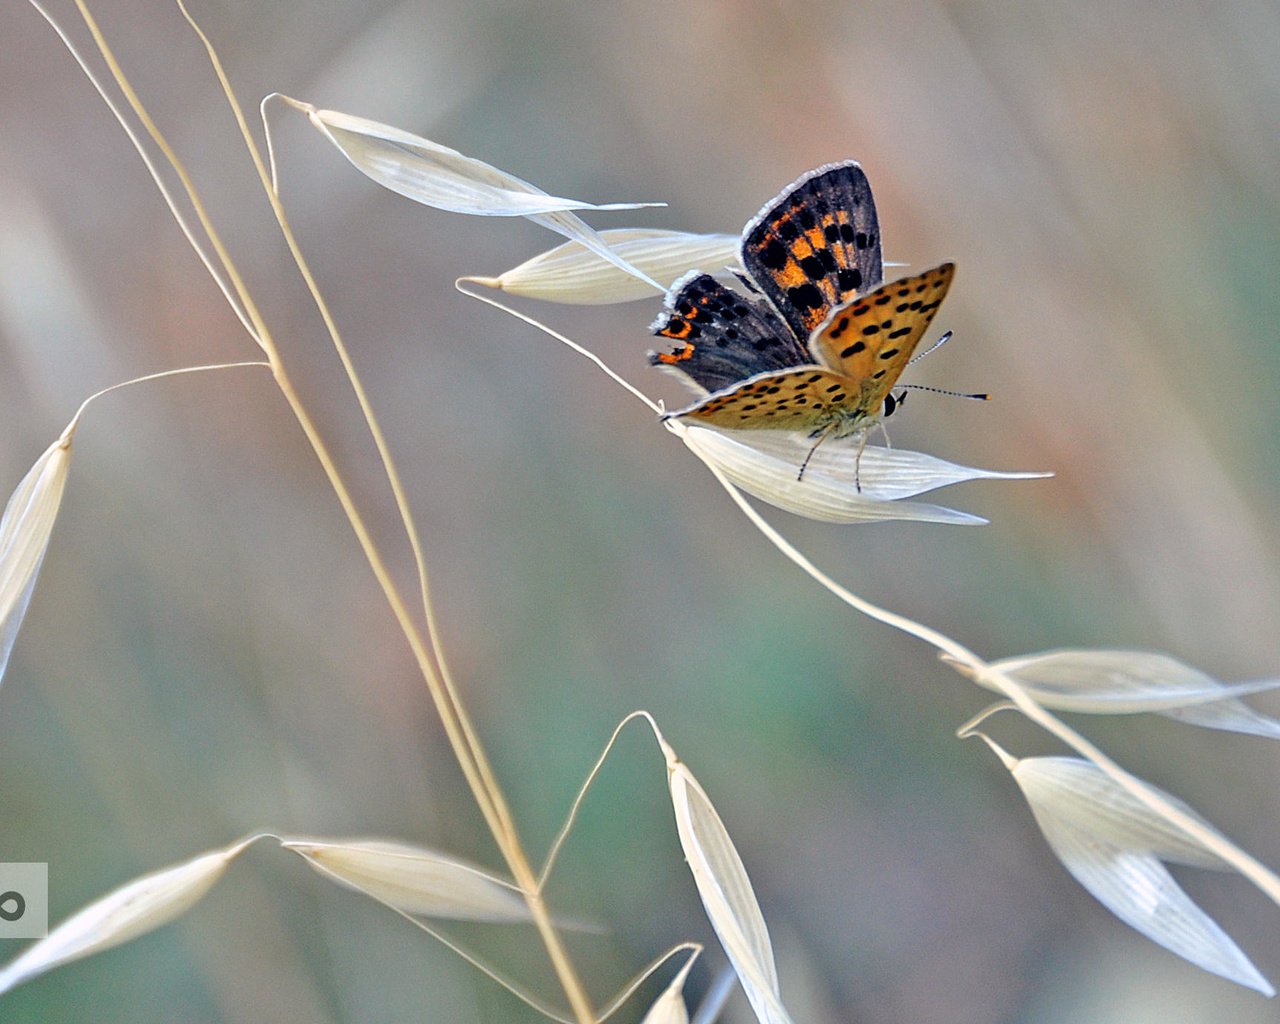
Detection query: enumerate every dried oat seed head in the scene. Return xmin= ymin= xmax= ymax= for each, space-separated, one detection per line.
xmin=0 ymin=434 xmax=74 ymax=688
xmin=1005 ymin=752 xmax=1273 ymax=994
xmin=678 ymin=425 xmax=1046 ymax=525
xmin=482 ymin=229 xmax=740 ymax=305
xmin=983 ymin=649 xmax=1280 ymax=737
xmin=281 ymin=837 xmax=534 ymax=922
xmin=666 ymin=751 xmax=794 ymax=1024
xmin=0 ymin=842 xmax=247 ymax=996
xmin=309 ymin=108 xmax=663 ymax=289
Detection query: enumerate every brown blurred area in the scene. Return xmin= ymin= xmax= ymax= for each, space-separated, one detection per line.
xmin=1 ymin=1 xmax=1279 ymax=1021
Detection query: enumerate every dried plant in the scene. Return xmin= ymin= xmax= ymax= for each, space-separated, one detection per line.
xmin=2 ymin=2 xmax=1278 ymax=1020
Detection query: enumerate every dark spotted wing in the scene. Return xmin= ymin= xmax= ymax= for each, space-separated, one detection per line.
xmin=648 ymin=271 xmax=809 ymax=393
xmin=740 ymin=161 xmax=883 ymax=342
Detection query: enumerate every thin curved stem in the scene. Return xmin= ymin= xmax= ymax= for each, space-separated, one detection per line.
xmin=166 ymin=12 xmax=594 ymax=1015
xmin=595 ymin=942 xmax=701 ymax=1023
xmin=67 ymin=361 xmax=270 ymax=435
xmin=538 ymin=711 xmax=652 ymax=892
xmin=69 ymin=0 xmax=270 ymax=354
xmin=171 ymin=3 xmax=509 ymax=841
xmin=57 ymin=2 xmax=596 ymax=1018
xmin=25 ymin=1 xmax=258 ymax=344
xmin=455 ymin=280 xmax=663 ymax=416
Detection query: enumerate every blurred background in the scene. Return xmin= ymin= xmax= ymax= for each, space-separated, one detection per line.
xmin=2 ymin=1 xmax=1279 ymax=1021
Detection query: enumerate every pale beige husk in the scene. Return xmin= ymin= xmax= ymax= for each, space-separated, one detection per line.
xmin=487 ymin=229 xmax=739 ymax=304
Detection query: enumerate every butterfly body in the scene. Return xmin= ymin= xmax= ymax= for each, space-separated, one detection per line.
xmin=649 ymin=162 xmax=954 ymax=442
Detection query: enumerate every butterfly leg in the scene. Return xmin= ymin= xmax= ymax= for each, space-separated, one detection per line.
xmin=874 ymin=417 xmax=892 ymax=451
xmin=797 ymin=423 xmax=838 ymax=483
xmin=852 ymin=427 xmax=872 ymax=493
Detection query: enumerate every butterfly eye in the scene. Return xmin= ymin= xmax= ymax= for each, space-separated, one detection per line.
xmin=884 ymin=391 xmax=907 ymax=418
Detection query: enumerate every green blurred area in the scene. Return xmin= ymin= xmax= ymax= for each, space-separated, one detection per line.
xmin=1 ymin=1 xmax=1279 ymax=1021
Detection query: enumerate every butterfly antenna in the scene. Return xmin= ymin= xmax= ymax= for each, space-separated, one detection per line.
xmin=907 ymin=329 xmax=953 ymax=365
xmin=897 ymin=383 xmax=990 ymax=402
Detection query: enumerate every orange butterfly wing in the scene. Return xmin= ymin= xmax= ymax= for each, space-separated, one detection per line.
xmin=667 ymin=368 xmax=860 ymax=433
xmin=808 ymin=263 xmax=954 ymax=414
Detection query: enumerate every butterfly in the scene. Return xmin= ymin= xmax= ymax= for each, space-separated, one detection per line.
xmin=649 ymin=162 xmax=955 ymax=473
